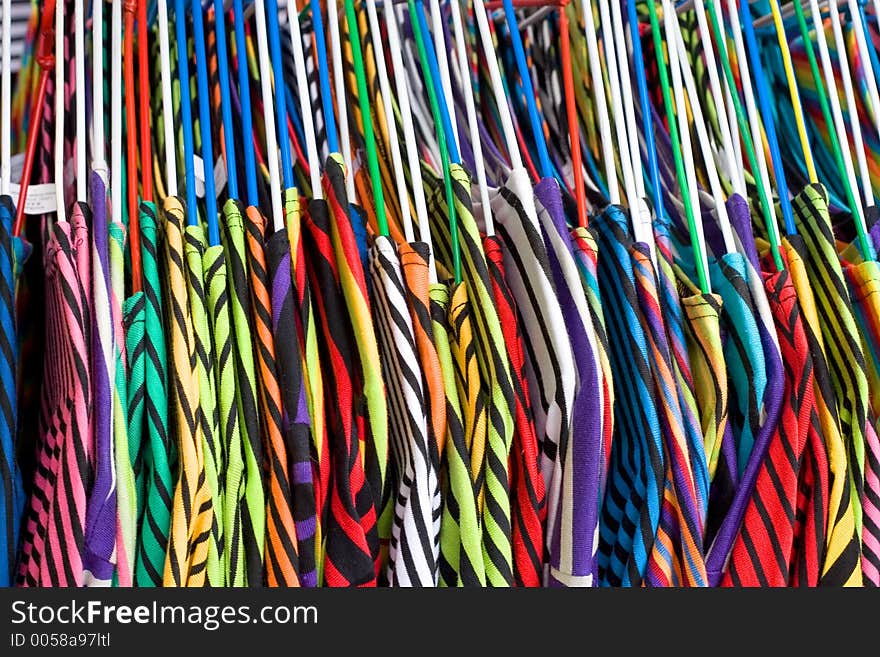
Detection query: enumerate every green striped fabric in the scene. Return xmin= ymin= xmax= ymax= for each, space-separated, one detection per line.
xmin=434 ymin=282 xmax=486 ymax=587
xmin=184 ymin=224 xmax=225 ymax=586
xmin=220 ymin=200 xmax=266 ymax=585
xmin=111 ymin=219 xmax=136 ymax=586
xmin=203 ymin=241 xmax=247 ymax=586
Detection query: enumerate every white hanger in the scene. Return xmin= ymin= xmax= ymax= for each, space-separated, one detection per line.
xmin=720 ymin=0 xmax=775 ymax=223
xmin=384 ymin=0 xmax=437 ymax=280
xmin=285 ymin=0 xmax=323 ymax=199
xmin=427 ymin=0 xmax=460 ymax=155
xmin=91 ymin=0 xmax=106 ymax=179
xmin=1 ymin=0 xmax=11 ymax=194
xmin=157 ymin=0 xmax=177 ymax=197
xmin=579 ymin=0 xmax=618 ymax=204
xmin=253 ymin=0 xmax=285 ymax=231
xmin=824 ymin=0 xmax=871 ymax=218
xmin=690 ymin=0 xmax=743 ymax=198
xmin=111 ymin=0 xmax=122 ymax=226
xmin=449 ymin=0 xmax=494 ymax=236
xmin=846 ymin=0 xmax=880 ymax=173
xmin=54 ymin=0 xmax=64 ymax=221
xmin=672 ymin=17 xmax=736 ymax=254
xmin=326 ymin=0 xmax=357 ymax=202
xmin=74 ymin=0 xmax=86 ymax=201
xmin=663 ymin=1 xmax=712 ymax=284
xmin=364 ymin=0 xmax=415 ymax=240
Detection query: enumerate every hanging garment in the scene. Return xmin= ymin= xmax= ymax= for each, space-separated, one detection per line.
xmin=269 ymin=192 xmax=319 ymax=587
xmin=793 ymin=184 xmax=877 ymax=585
xmin=483 ymin=233 xmax=546 ymax=587
xmin=370 ymin=235 xmax=440 ymax=586
xmin=533 ymin=177 xmax=603 ymax=587
xmin=220 ymin=199 xmax=267 ymax=586
xmin=162 ymin=197 xmax=215 ymax=587
xmin=594 ymin=205 xmax=665 ymax=587
xmin=244 ymin=205 xmax=301 ymax=587
xmin=0 ymin=195 xmax=25 ymax=587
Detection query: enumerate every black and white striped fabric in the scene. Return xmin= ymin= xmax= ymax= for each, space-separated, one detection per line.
xmin=370 ymin=235 xmax=441 ymax=586
xmin=1 ymin=0 xmax=30 ymax=73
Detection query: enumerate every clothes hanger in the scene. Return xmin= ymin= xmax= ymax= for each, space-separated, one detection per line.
xmin=73 ymin=0 xmax=86 ymax=204
xmin=111 ymin=0 xmax=123 ymax=234
xmin=845 ymin=0 xmax=880 ymax=160
xmin=173 ymin=0 xmax=199 ymax=231
xmin=644 ymin=0 xmax=710 ymax=292
xmin=797 ymin=0 xmax=873 ymax=260
xmin=383 ymin=0 xmax=437 ymax=279
xmin=449 ymin=0 xmax=496 ymax=235
xmin=306 ymin=0 xmax=337 ymax=182
xmin=688 ymin=0 xmax=745 ymax=198
xmin=578 ymin=0 xmax=618 ymax=205
xmin=364 ymin=0 xmax=417 ymax=240
xmin=0 ymin=0 xmax=10 ymax=195
xmin=252 ymin=0 xmax=285 ymax=231
xmin=704 ymin=0 xmax=784 ymax=271
xmin=737 ymin=0 xmax=797 ymax=238
xmin=12 ymin=0 xmax=56 ymax=235
xmin=124 ymin=0 xmax=141 ymax=285
xmin=137 ymin=0 xmax=152 ymax=204
xmin=213 ymin=0 xmax=239 ymax=204
xmin=763 ymin=0 xmax=819 ymax=187
xmin=283 ymin=0 xmax=321 ymax=198
xmin=232 ymin=0 xmax=257 ymax=206
xmin=406 ymin=0 xmax=460 ymax=281
xmin=824 ymin=0 xmax=876 ymax=244
xmin=91 ymin=0 xmax=106 ymax=183
xmin=427 ymin=0 xmax=460 ymax=155
xmin=190 ymin=0 xmax=220 ymax=245
xmin=342 ymin=0 xmax=392 ymax=237
xmin=557 ymin=1 xmax=587 ymax=227
xmin=53 ymin=0 xmax=63 ymax=224
xmin=325 ymin=0 xmax=357 ymax=202
xmin=670 ymin=14 xmax=736 ymax=254
xmin=157 ymin=0 xmax=178 ymax=198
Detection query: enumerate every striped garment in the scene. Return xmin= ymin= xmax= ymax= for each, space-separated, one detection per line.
xmin=18 ymin=212 xmax=92 ymax=586
xmin=792 ymin=185 xmax=875 ymax=585
xmin=486 ymin=170 xmax=572 ymax=587
xmin=483 ymin=235 xmax=545 ymax=587
xmin=267 ymin=221 xmax=319 ymax=588
xmin=323 ymin=157 xmax=389 ymax=548
xmin=431 ymin=282 xmax=484 ymax=586
xmin=721 ymin=265 xmax=823 ymax=585
xmin=782 ymin=233 xmax=862 ymax=586
xmin=285 ymin=193 xmax=329 ymax=576
xmin=203 ymin=239 xmax=247 ymax=586
xmin=185 ymin=225 xmax=225 ymax=586
xmin=533 ymin=178 xmax=603 ymax=587
xmin=630 ymin=242 xmax=707 ymax=587
xmin=370 ymin=235 xmax=440 ymax=586
xmin=593 ymin=205 xmax=664 ymax=586
xmin=0 ymin=195 xmax=24 ymax=586
xmin=842 ymin=256 xmax=880 ymax=583
xmin=220 ymin=200 xmax=267 ymax=585
xmin=244 ymin=206 xmax=301 ymax=587
xmin=132 ymin=203 xmax=173 ymax=586
xmin=570 ymin=227 xmax=614 ymax=515
xmin=303 ymin=197 xmax=378 ymax=586
xmin=109 ymin=219 xmax=135 ymax=587
xmin=161 ymin=197 xmax=215 ymax=587
xmin=424 ymin=164 xmax=516 ymax=585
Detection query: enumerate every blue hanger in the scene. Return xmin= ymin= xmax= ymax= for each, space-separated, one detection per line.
xmin=500 ymin=0 xmax=553 ymax=179
xmin=233 ymin=0 xmax=259 ymax=207
xmin=265 ymin=0 xmax=295 ymax=189
xmin=309 ymin=0 xmax=339 ymax=155
xmin=173 ymin=0 xmax=199 ymax=228
xmin=191 ymin=0 xmax=221 ymax=245
xmin=626 ymin=0 xmax=663 ymax=220
xmin=213 ymin=0 xmax=239 ymax=202
xmin=739 ymin=0 xmax=797 ymax=235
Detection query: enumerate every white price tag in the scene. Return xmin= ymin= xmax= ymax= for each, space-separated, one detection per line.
xmin=8 ymin=182 xmax=58 ymax=215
